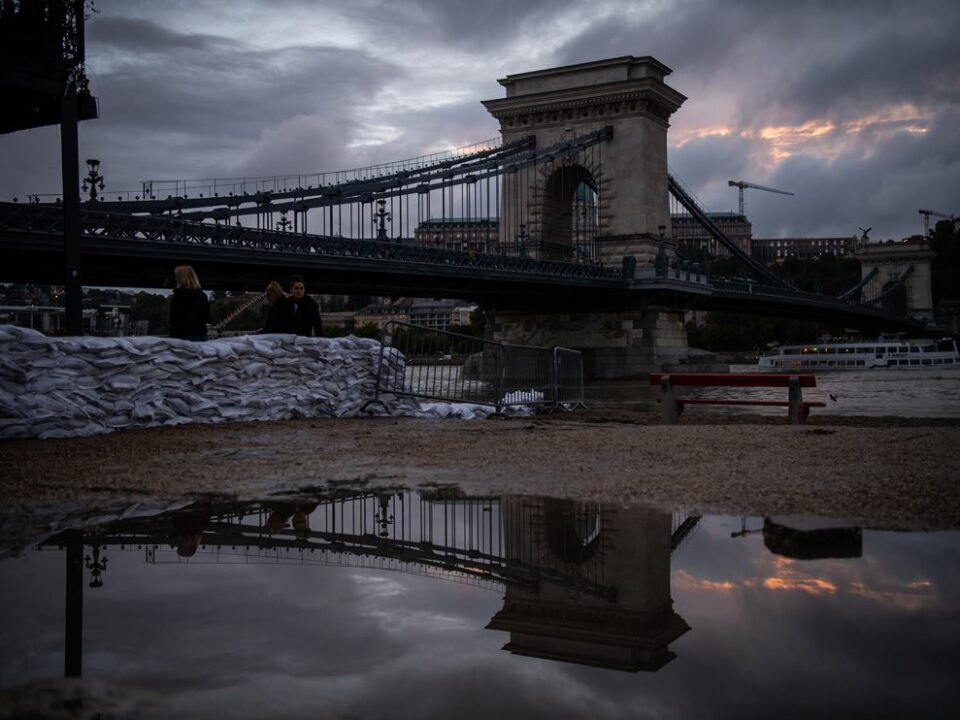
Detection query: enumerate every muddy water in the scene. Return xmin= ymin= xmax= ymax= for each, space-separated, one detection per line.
xmin=1 ymin=491 xmax=958 ymax=719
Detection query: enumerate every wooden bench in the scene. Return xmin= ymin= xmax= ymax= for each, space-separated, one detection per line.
xmin=648 ymin=373 xmax=825 ymax=424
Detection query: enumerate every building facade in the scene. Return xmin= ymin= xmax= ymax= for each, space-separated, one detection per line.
xmin=670 ymin=212 xmax=752 ymax=256
xmin=753 ymin=236 xmax=857 ymax=261
xmin=414 ymin=218 xmax=498 ymax=253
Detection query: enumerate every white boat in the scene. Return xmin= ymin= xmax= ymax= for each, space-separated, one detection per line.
xmin=758 ymin=336 xmax=960 ymax=370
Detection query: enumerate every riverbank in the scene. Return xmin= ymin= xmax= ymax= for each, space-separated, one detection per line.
xmin=2 ymin=412 xmax=959 ymax=530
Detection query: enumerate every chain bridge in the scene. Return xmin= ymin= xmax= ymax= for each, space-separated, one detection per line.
xmin=2 ymin=56 xmax=930 ymax=372
xmin=40 ymin=491 xmax=701 ymax=674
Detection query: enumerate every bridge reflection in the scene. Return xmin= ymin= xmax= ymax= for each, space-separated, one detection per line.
xmin=39 ymin=490 xmax=700 ymax=676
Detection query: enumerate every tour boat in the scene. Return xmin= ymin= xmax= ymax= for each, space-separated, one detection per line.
xmin=758 ymin=336 xmax=960 ymax=370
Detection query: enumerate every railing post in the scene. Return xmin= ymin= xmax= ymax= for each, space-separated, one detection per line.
xmin=551 ymin=347 xmax=560 ymax=410
xmin=661 ymin=375 xmax=681 ymax=424
xmin=788 ymin=376 xmax=803 ymax=424
xmin=496 ymin=344 xmax=506 ymax=414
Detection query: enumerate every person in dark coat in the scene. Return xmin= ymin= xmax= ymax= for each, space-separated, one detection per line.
xmin=169 ymin=265 xmax=211 ymax=341
xmin=261 ymin=280 xmax=299 ymax=334
xmin=290 ymin=275 xmax=323 ymax=337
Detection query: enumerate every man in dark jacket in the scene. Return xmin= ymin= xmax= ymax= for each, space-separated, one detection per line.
xmin=290 ymin=275 xmax=323 ymax=337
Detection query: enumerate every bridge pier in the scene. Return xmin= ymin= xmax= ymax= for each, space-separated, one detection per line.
xmin=491 ymin=305 xmax=717 ymax=379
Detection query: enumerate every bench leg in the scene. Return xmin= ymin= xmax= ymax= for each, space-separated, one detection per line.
xmin=788 ymin=376 xmax=805 ymax=424
xmin=661 ymin=376 xmax=682 ymax=424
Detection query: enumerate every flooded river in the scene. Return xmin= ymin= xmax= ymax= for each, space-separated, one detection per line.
xmin=1 ymin=491 xmax=958 ymax=718
xmin=588 ymin=365 xmax=960 ymax=418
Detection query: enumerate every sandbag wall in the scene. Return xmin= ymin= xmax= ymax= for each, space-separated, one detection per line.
xmin=0 ymin=325 xmax=405 ymax=440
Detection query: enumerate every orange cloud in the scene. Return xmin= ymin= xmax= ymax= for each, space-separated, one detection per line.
xmin=673 ymin=569 xmax=737 ymax=592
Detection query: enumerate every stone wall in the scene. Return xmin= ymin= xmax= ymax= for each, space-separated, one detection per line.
xmin=491 ymin=307 xmax=718 ymax=379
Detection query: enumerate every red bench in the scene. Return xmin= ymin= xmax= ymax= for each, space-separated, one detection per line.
xmin=648 ymin=373 xmax=825 ymax=424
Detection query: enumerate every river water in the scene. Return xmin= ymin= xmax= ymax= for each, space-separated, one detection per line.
xmin=587 ymin=365 xmax=960 ymax=418
xmin=1 ymin=491 xmax=958 ymax=718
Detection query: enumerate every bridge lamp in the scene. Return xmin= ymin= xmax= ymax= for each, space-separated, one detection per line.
xmin=82 ymin=158 xmax=105 ymax=201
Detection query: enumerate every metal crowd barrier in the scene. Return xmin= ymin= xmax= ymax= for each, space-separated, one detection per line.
xmin=372 ymin=321 xmax=584 ymax=413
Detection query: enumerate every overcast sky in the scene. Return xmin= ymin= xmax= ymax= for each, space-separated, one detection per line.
xmin=1 ymin=0 xmax=957 ymax=240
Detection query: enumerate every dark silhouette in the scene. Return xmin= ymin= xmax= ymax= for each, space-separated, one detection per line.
xmin=261 ymin=280 xmax=299 ymax=334
xmin=169 ymin=265 xmax=210 ymax=341
xmin=290 ymin=275 xmax=323 ymax=337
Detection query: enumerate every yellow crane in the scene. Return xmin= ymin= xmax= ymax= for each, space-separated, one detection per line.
xmin=919 ymin=208 xmax=955 ymax=235
xmin=728 ymin=180 xmax=794 ymax=216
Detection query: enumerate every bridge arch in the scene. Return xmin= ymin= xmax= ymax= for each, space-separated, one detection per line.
xmin=854 ymin=237 xmax=935 ymax=322
xmin=484 ymin=56 xmax=686 ymax=268
xmin=538 ymin=164 xmax=599 ymax=261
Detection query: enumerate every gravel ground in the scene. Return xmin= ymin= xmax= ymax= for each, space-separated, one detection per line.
xmin=2 ymin=411 xmax=959 ymax=531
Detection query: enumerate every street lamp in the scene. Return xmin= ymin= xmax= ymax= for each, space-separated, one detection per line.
xmin=655 ymin=224 xmax=668 ymax=277
xmin=517 ymin=223 xmax=529 ymax=257
xmin=373 ymin=198 xmax=392 ymax=241
xmin=84 ymin=546 xmax=108 ymax=588
xmin=82 ymin=158 xmax=104 ymax=202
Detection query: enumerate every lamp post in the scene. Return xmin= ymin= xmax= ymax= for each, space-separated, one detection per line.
xmin=373 ymin=198 xmax=391 ymax=241
xmin=82 ymin=158 xmax=104 ymax=202
xmin=655 ymin=224 xmax=668 ymax=277
xmin=84 ymin=546 xmax=108 ymax=588
xmin=517 ymin=223 xmax=529 ymax=258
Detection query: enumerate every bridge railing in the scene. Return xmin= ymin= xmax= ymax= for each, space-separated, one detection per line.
xmin=372 ymin=321 xmax=584 ymax=413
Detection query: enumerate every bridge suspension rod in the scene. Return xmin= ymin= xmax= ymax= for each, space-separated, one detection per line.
xmin=174 ymin=127 xmax=614 ymax=223
xmin=837 ymin=266 xmax=879 ymax=301
xmin=667 ymin=173 xmax=790 ymax=289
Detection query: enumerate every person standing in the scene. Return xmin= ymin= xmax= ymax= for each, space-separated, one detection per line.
xmin=169 ymin=265 xmax=211 ymax=341
xmin=290 ymin=275 xmax=323 ymax=337
xmin=261 ymin=280 xmax=299 ymax=334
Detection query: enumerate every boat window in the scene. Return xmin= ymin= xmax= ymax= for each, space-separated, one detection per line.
xmin=911 ymin=359 xmax=920 ymax=365
xmin=934 ymin=359 xmax=942 ymax=364
xmin=857 ymin=360 xmax=865 ymax=366
xmin=887 ymin=347 xmax=899 ymax=353
xmin=783 ymin=349 xmax=799 ymax=355
xmin=909 ymin=346 xmax=920 ymax=353
xmin=923 ymin=359 xmax=932 ymax=365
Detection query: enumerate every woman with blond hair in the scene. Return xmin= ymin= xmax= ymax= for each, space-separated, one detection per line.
xmin=260 ymin=280 xmax=300 ymax=334
xmin=169 ymin=265 xmax=211 ymax=340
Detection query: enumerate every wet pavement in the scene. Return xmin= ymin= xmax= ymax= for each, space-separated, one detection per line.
xmin=2 ymin=489 xmax=958 ymax=719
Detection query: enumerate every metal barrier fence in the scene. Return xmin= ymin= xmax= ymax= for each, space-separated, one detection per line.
xmin=372 ymin=321 xmax=584 ymax=413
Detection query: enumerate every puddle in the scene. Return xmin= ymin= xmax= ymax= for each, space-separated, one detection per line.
xmin=1 ymin=491 xmax=958 ymax=718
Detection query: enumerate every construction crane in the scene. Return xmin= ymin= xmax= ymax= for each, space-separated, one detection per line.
xmin=919 ymin=208 xmax=955 ymax=235
xmin=728 ymin=180 xmax=794 ymax=216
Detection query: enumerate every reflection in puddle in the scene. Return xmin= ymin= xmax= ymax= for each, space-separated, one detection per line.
xmin=1 ymin=491 xmax=958 ymax=719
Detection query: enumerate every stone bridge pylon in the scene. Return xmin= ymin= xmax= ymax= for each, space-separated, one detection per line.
xmin=483 ymin=55 xmax=686 ymax=268
xmin=483 ymin=57 xmax=712 ymax=378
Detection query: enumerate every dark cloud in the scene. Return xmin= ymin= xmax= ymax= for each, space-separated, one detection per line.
xmin=2 ymin=0 xmax=957 ymax=239
xmin=88 ymin=15 xmax=225 ymax=53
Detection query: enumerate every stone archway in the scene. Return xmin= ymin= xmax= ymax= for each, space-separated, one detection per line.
xmin=483 ymin=56 xmax=686 ymax=268
xmin=854 ymin=238 xmax=935 ymax=322
xmin=539 ymin=165 xmax=599 ymax=261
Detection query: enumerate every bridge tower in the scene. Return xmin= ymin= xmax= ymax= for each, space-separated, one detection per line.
xmin=854 ymin=237 xmax=935 ymax=322
xmin=483 ymin=56 xmax=686 ymax=266
xmin=487 ymin=497 xmax=689 ymax=672
xmin=483 ymin=57 xmax=711 ymax=377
